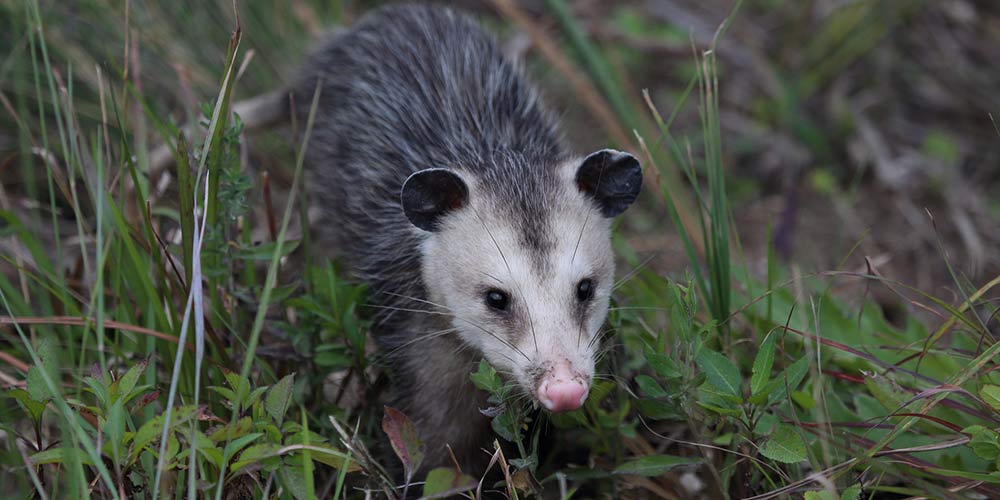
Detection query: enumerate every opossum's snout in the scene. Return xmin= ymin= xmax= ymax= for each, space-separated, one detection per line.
xmin=536 ymin=361 xmax=589 ymax=413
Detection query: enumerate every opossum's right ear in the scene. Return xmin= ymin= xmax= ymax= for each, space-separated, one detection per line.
xmin=401 ymin=168 xmax=470 ymax=232
xmin=575 ymin=149 xmax=643 ymax=217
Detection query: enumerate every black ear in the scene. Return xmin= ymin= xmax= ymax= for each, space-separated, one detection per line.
xmin=575 ymin=149 xmax=642 ymax=217
xmin=401 ymin=168 xmax=470 ymax=232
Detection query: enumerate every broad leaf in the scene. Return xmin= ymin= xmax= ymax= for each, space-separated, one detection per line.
xmin=695 ymin=349 xmax=741 ymax=398
xmin=760 ymin=424 xmax=807 ymax=463
xmin=646 ymin=352 xmax=682 ymax=379
xmin=750 ymin=330 xmax=777 ymax=396
xmin=266 ymin=374 xmax=295 ymax=424
xmin=980 ymin=385 xmax=1000 ymax=412
xmin=8 ymin=388 xmax=46 ymax=422
xmin=635 ymin=375 xmax=668 ymax=398
xmin=470 ymin=360 xmax=501 ymax=394
xmin=114 ymin=358 xmax=148 ymax=403
xmin=766 ymin=357 xmax=810 ymax=405
xmin=383 ymin=406 xmax=424 ymax=482
xmin=421 ymin=467 xmax=476 ymax=499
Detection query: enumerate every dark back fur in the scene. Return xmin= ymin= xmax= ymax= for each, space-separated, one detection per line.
xmin=291 ymin=3 xmax=565 ymax=334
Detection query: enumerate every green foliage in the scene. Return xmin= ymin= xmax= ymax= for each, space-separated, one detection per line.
xmin=421 ymin=467 xmax=477 ymax=499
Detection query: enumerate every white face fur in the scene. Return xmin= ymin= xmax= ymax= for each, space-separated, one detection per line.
xmin=420 ymin=160 xmax=615 ymax=407
xmin=402 ymin=149 xmax=641 ymax=411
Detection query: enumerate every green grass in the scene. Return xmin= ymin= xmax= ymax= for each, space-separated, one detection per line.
xmin=2 ymin=0 xmax=1000 ymax=498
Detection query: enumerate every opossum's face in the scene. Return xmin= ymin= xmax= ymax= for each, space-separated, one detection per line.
xmin=402 ymin=150 xmax=641 ymax=413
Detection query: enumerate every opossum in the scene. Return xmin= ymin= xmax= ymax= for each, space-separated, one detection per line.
xmin=289 ymin=4 xmax=642 ymax=475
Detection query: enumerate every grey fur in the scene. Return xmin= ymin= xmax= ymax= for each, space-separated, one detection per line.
xmin=289 ymin=3 xmax=635 ymax=476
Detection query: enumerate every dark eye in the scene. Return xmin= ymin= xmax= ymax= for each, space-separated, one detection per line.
xmin=485 ymin=289 xmax=510 ymax=311
xmin=576 ymin=279 xmax=594 ymax=302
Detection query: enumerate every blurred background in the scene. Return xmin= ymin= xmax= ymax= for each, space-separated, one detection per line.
xmin=2 ymin=0 xmax=998 ymax=306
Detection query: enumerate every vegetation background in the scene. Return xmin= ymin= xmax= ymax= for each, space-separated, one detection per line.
xmin=1 ymin=0 xmax=999 ymax=498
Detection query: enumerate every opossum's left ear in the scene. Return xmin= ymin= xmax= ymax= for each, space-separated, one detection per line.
xmin=575 ymin=149 xmax=643 ymax=217
xmin=401 ymin=168 xmax=470 ymax=232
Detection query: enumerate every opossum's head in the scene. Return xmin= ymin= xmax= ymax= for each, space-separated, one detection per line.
xmin=401 ymin=150 xmax=641 ymax=413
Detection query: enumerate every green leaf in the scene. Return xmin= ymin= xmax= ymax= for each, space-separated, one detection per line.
xmin=197 ymin=445 xmax=224 ymax=469
xmin=208 ymin=416 xmax=253 ymax=442
xmin=114 ymin=358 xmax=148 ymax=403
xmin=980 ymin=385 xmax=1000 ymax=411
xmin=750 ymin=330 xmax=777 ymax=396
xmin=224 ymin=432 xmax=263 ymax=465
xmin=841 ymin=484 xmax=863 ymax=500
xmin=421 ymin=467 xmax=477 ymax=499
xmin=923 ymin=468 xmax=1000 ymax=484
xmin=646 ymin=352 xmax=682 ymax=379
xmin=7 ymin=388 xmax=47 ymax=422
xmin=767 ymin=357 xmax=810 ymax=405
xmin=207 ymin=385 xmax=238 ymax=407
xmin=637 ymin=399 xmax=683 ymax=421
xmin=804 ymin=492 xmax=838 ymax=500
xmin=266 ymin=374 xmax=295 ymax=424
xmin=964 ymin=425 xmax=1000 ymax=460
xmin=30 ymin=448 xmax=64 ymax=466
xmin=695 ymin=349 xmax=741 ymax=398
xmin=635 ymin=375 xmax=668 ymax=398
xmin=232 ymin=443 xmax=282 ymax=472
xmin=760 ymin=424 xmax=807 ymax=463
xmin=246 ymin=386 xmax=268 ymax=410
xmin=308 ymin=446 xmax=360 ymax=472
xmin=132 ymin=405 xmax=200 ymax=455
xmin=83 ymin=375 xmax=111 ymax=412
xmin=863 ymin=372 xmax=908 ymax=412
xmin=791 ymin=390 xmax=815 ymax=411
xmin=382 ymin=406 xmax=424 ymax=481
xmin=105 ymin=398 xmax=127 ymax=462
xmin=31 ymin=446 xmax=94 ymax=466
xmin=278 ymin=464 xmax=309 ymax=500
xmin=470 ymin=360 xmax=501 ymax=394
xmin=490 ymin=408 xmax=519 ymax=442
xmin=234 ymin=239 xmax=300 ymax=261
xmin=26 ymin=337 xmax=58 ymax=402
xmin=612 ymin=454 xmax=700 ymax=476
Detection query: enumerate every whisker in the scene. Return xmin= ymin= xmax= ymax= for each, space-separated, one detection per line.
xmin=587 ymin=326 xmax=612 ymax=350
xmin=612 ymin=254 xmax=656 ymax=291
xmin=456 ymin=318 xmax=530 ymax=361
xmin=496 ymin=351 xmax=517 ymax=366
xmin=607 ymin=306 xmax=671 ymax=312
xmin=366 ymin=304 xmax=451 ymax=316
xmin=383 ymin=327 xmax=461 ymax=357
xmin=379 ymin=291 xmax=453 ymax=311
xmin=571 ymin=203 xmax=593 ymax=266
xmin=478 ymin=270 xmax=504 ymax=284
xmin=522 ymin=295 xmax=539 ymax=353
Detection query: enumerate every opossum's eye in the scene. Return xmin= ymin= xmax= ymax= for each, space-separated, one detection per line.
xmin=485 ymin=289 xmax=510 ymax=312
xmin=576 ymin=279 xmax=595 ymax=302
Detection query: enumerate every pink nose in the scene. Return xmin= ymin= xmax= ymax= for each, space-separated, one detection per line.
xmin=536 ymin=363 xmax=589 ymax=413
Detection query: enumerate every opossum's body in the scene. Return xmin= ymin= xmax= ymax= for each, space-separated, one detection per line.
xmin=291 ymin=4 xmax=641 ymax=476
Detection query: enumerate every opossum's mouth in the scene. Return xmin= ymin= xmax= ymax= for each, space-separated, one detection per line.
xmin=534 ymin=362 xmax=590 ymax=413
